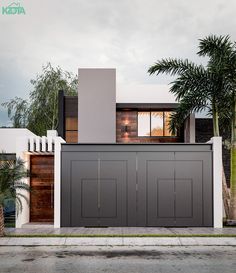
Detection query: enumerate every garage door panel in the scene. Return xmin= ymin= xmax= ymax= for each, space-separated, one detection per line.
xmin=71 ymin=159 xmax=98 ymax=226
xmin=99 ymin=159 xmax=127 ymax=226
xmin=61 ymin=146 xmax=213 ymax=227
xmin=137 ymin=152 xmax=174 ymax=226
xmin=175 ymin=156 xmax=204 ymax=226
xmin=175 ymin=160 xmax=202 ymax=226
xmin=175 ymin=179 xmax=193 ymax=218
xmin=99 ymin=153 xmax=136 ymax=226
xmin=81 ymin=179 xmax=99 ymax=218
xmin=147 ymin=160 xmax=175 ymax=226
xmin=157 ymin=179 xmax=175 ymax=218
xmin=100 ymin=179 xmax=117 ymax=218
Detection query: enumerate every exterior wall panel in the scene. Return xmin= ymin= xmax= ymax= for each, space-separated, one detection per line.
xmin=78 ymin=68 xmax=116 ymax=143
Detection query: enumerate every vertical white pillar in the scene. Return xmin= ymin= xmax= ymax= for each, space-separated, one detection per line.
xmin=212 ymin=137 xmax=223 ymax=228
xmin=54 ymin=137 xmax=65 ymax=228
xmin=15 ymin=137 xmax=30 ymax=228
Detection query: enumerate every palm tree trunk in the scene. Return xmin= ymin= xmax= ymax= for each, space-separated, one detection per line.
xmin=212 ymin=106 xmax=220 ymax=136
xmin=0 ymin=205 xmax=5 ymax=237
xmin=223 ymin=167 xmax=230 ymax=218
xmin=229 ymin=98 xmax=236 ymax=220
xmin=230 ymin=144 xmax=236 ymax=219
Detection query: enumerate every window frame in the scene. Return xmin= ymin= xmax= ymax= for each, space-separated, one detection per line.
xmin=137 ymin=110 xmax=177 ymax=138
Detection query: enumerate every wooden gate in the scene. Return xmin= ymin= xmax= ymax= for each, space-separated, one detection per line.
xmin=30 ymin=155 xmax=54 ymax=222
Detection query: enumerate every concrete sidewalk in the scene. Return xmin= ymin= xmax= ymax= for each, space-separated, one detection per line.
xmin=1 ymin=236 xmax=236 ymax=246
xmin=2 ymin=227 xmax=236 ymax=246
xmin=5 ymin=226 xmax=236 ymax=236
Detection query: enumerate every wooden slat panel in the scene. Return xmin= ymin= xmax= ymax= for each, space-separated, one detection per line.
xmin=30 ymin=155 xmax=54 ymax=222
xmin=65 ymin=131 xmax=78 ymax=143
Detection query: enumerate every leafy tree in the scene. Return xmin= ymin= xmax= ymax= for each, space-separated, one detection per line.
xmin=2 ymin=63 xmax=78 ymax=136
xmin=2 ymin=97 xmax=28 ymax=128
xmin=148 ymin=35 xmax=232 ymax=218
xmin=0 ymin=154 xmax=29 ymax=236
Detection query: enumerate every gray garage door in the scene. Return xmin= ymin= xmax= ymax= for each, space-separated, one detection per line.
xmin=61 ymin=144 xmax=213 ymax=227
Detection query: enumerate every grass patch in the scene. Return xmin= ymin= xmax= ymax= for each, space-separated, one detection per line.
xmin=4 ymin=233 xmax=236 ymax=238
xmin=4 ymin=222 xmax=15 ymax=228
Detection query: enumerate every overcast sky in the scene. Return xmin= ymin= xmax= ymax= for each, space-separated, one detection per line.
xmin=0 ymin=0 xmax=236 ymax=125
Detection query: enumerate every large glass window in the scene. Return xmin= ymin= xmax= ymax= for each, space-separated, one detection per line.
xmin=138 ymin=112 xmax=151 ymax=136
xmin=151 ymin=112 xmax=163 ymax=136
xmin=138 ymin=111 xmax=175 ymax=137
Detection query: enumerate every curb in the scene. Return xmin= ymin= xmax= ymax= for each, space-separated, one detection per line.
xmin=1 ymin=237 xmax=236 ymax=246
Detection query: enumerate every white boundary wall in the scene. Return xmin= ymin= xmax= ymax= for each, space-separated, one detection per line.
xmin=0 ymin=129 xmax=65 ymax=228
xmin=1 ymin=129 xmax=223 ymax=228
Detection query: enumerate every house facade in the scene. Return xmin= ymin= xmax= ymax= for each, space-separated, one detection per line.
xmin=57 ymin=69 xmax=195 ymax=145
xmin=0 ymin=68 xmax=223 ymax=228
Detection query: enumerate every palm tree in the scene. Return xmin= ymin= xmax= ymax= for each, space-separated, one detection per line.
xmin=148 ymin=36 xmax=231 ymax=217
xmin=0 ymin=154 xmax=30 ymax=236
xmin=198 ymin=35 xmax=236 ymax=221
xmin=148 ymin=57 xmax=228 ymax=135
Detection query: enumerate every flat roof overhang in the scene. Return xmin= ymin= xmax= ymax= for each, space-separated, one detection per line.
xmin=116 ymin=103 xmax=179 ymax=110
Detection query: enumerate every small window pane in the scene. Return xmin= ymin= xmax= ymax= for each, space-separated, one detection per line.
xmin=151 ymin=112 xmax=163 ymax=136
xmin=164 ymin=112 xmax=175 ymax=136
xmin=138 ymin=112 xmax=150 ymax=136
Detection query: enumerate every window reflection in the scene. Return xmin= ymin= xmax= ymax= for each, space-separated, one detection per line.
xmin=138 ymin=112 xmax=150 ymax=136
xmin=151 ymin=112 xmax=163 ymax=136
xmin=164 ymin=112 xmax=173 ymax=136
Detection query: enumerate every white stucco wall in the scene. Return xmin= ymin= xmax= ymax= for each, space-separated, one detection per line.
xmin=0 ymin=128 xmax=36 ymax=227
xmin=78 ymin=68 xmax=116 ymax=143
xmin=0 ymin=128 xmax=36 ymax=153
xmin=116 ymin=84 xmax=177 ymax=103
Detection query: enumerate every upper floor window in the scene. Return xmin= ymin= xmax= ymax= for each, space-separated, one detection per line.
xmin=138 ymin=111 xmax=175 ymax=137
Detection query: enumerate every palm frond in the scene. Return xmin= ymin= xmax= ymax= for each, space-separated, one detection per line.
xmin=169 ymin=65 xmax=208 ymax=100
xmin=168 ymin=91 xmax=210 ymax=134
xmin=148 ymin=58 xmax=197 ymax=76
xmin=0 ymin=153 xmax=30 ymax=211
xmin=198 ymin=35 xmax=233 ymax=58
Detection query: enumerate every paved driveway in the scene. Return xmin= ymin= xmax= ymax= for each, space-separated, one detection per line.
xmin=0 ymin=246 xmax=236 ymax=273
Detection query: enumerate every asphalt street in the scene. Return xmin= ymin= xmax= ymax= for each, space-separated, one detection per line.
xmin=0 ymin=245 xmax=236 ymax=273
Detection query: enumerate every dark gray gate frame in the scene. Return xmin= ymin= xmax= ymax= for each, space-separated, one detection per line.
xmin=60 ymin=143 xmax=214 ymax=227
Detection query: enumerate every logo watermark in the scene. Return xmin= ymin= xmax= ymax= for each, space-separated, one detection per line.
xmin=2 ymin=2 xmax=26 ymax=15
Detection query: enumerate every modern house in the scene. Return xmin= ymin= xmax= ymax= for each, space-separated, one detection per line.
xmin=0 ymin=68 xmax=223 ymax=228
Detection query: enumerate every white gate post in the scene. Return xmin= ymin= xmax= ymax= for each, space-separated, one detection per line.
xmin=212 ymin=137 xmax=223 ymax=228
xmin=54 ymin=137 xmax=65 ymax=228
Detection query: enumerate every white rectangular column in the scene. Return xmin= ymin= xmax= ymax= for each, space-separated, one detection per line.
xmin=212 ymin=137 xmax=223 ymax=228
xmin=78 ymin=68 xmax=116 ymax=143
xmin=54 ymin=137 xmax=65 ymax=228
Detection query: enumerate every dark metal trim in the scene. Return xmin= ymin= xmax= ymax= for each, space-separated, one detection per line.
xmin=0 ymin=153 xmax=16 ymax=160
xmin=58 ymin=90 xmax=65 ymax=139
xmin=61 ymin=143 xmax=212 ymax=152
xmin=116 ymin=103 xmax=179 ymax=110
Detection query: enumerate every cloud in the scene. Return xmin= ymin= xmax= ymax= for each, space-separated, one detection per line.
xmin=0 ymin=0 xmax=236 ymax=124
